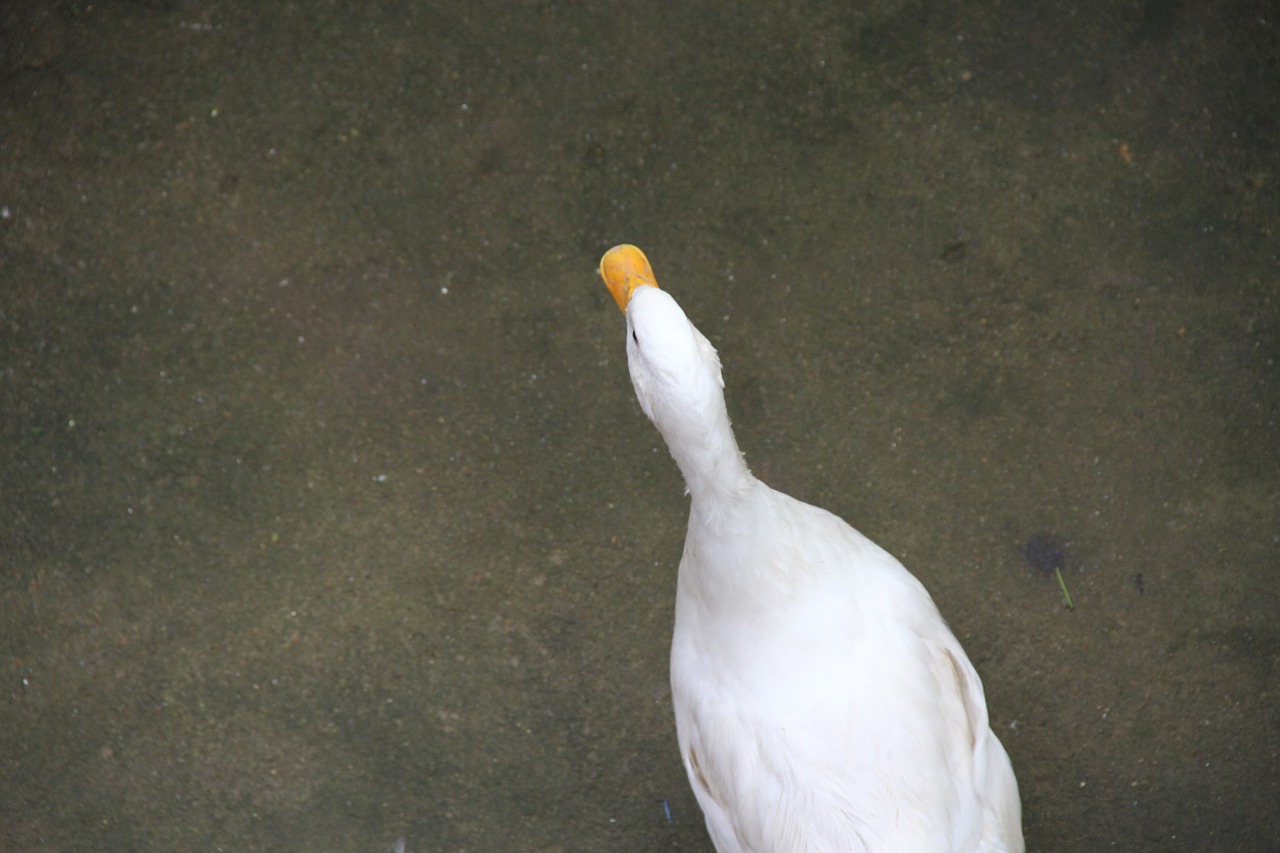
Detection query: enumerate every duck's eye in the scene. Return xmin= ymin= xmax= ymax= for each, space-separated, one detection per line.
xmin=632 ymin=329 xmax=639 ymax=345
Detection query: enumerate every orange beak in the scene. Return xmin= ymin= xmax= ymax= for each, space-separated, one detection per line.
xmin=600 ymin=244 xmax=659 ymax=312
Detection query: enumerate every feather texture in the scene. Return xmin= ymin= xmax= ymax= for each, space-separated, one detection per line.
xmin=604 ymin=248 xmax=1023 ymax=853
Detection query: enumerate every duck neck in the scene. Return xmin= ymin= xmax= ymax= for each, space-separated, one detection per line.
xmin=660 ymin=394 xmax=753 ymax=515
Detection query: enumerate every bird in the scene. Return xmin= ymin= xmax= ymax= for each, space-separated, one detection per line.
xmin=599 ymin=245 xmax=1024 ymax=853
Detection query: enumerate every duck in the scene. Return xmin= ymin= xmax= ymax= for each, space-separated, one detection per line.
xmin=599 ymin=245 xmax=1024 ymax=853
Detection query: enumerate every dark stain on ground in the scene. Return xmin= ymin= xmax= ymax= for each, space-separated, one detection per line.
xmin=1023 ymin=533 xmax=1067 ymax=575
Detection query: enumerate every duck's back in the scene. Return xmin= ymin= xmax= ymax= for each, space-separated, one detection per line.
xmin=670 ymin=482 xmax=1022 ymax=853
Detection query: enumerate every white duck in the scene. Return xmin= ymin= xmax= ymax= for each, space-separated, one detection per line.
xmin=600 ymin=245 xmax=1023 ymax=853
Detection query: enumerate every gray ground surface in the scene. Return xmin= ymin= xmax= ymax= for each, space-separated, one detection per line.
xmin=2 ymin=1 xmax=1277 ymax=850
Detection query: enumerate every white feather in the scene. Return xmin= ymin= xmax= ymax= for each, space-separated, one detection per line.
xmin=620 ymin=284 xmax=1023 ymax=853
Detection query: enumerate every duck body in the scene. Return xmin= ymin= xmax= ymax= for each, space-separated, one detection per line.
xmin=600 ymin=246 xmax=1023 ymax=853
xmin=673 ymin=481 xmax=1022 ymax=852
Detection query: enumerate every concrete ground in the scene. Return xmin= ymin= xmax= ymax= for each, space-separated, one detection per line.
xmin=2 ymin=1 xmax=1276 ymax=849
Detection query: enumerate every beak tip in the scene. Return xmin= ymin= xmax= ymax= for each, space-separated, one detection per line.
xmin=600 ymin=244 xmax=658 ymax=312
